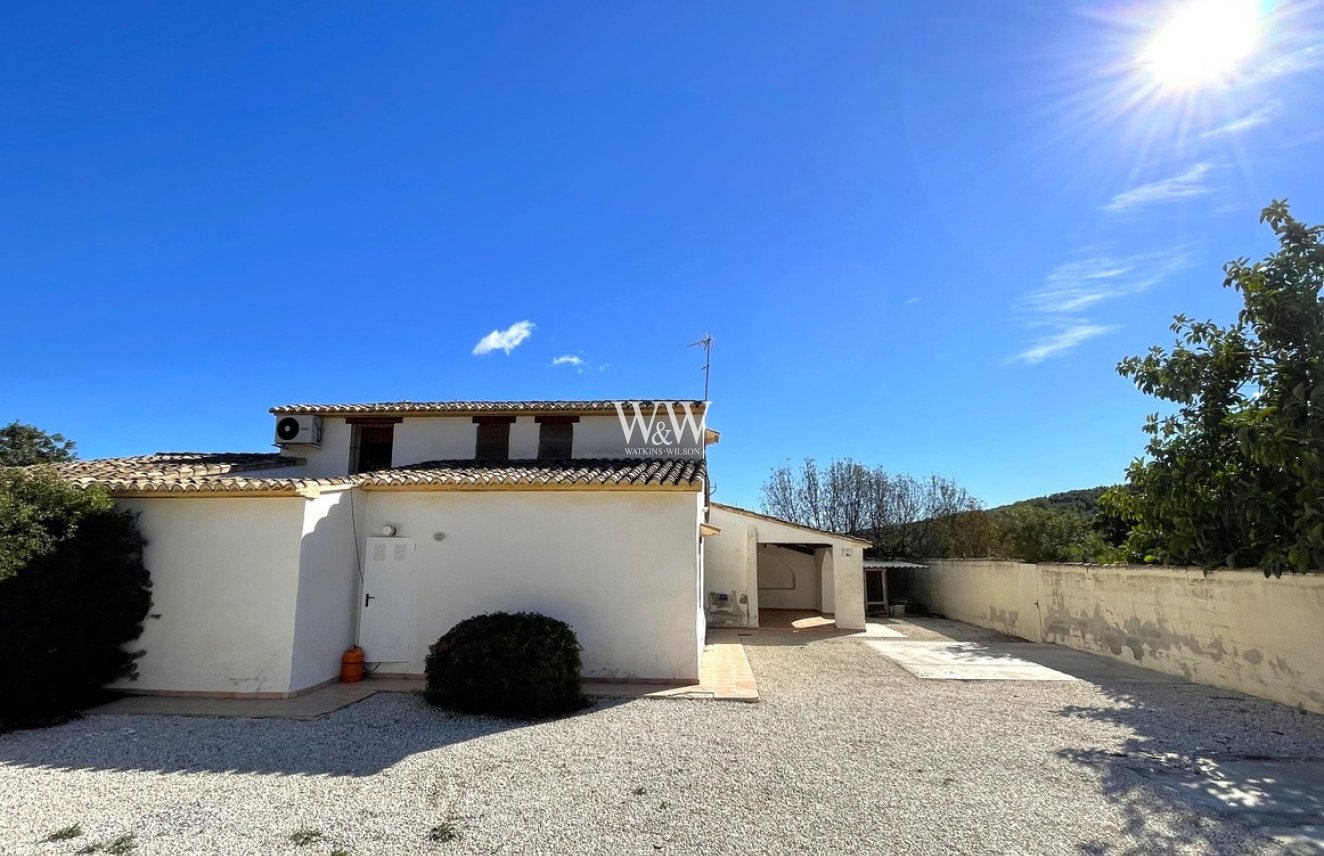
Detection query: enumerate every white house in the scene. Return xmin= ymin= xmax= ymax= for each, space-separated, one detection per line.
xmin=58 ymin=400 xmax=865 ymax=698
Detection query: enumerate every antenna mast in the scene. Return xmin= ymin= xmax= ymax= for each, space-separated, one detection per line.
xmin=689 ymin=333 xmax=713 ymax=401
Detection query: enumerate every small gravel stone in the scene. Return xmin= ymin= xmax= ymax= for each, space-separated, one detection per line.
xmin=2 ymin=618 xmax=1321 ymax=854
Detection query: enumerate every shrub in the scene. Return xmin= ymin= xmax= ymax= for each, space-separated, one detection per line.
xmin=0 ymin=467 xmax=151 ymax=730
xmin=424 ymin=611 xmax=588 ymax=719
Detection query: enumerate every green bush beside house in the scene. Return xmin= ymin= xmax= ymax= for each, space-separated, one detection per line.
xmin=0 ymin=466 xmax=152 ymax=730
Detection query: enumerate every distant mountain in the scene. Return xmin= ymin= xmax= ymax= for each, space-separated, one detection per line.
xmin=989 ymin=486 xmax=1114 ymax=517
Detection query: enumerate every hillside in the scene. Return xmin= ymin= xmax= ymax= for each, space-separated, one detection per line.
xmin=989 ymin=486 xmax=1114 ymax=516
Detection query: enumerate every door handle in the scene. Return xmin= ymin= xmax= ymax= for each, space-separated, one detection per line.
xmin=364 ymin=593 xmax=376 ymax=608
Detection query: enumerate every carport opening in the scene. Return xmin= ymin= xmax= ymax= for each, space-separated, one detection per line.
xmin=756 ymin=542 xmax=839 ymax=629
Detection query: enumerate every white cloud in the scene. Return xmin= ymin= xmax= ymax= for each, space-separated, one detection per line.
xmin=1021 ymin=250 xmax=1194 ymax=316
xmin=472 ymin=320 xmax=534 ymax=356
xmin=1238 ymin=43 xmax=1324 ymax=86
xmin=551 ymin=355 xmax=585 ymax=368
xmin=1201 ymin=102 xmax=1278 ymax=138
xmin=905 ymin=297 xmax=920 ymax=305
xmin=1104 ymin=162 xmax=1214 ymax=213
xmin=1010 ymin=249 xmax=1194 ymax=364
xmin=1014 ymin=324 xmax=1118 ymax=365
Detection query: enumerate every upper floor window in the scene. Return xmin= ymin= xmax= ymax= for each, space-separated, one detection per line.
xmin=536 ymin=415 xmax=577 ymax=459
xmin=474 ymin=416 xmax=514 ymax=460
xmin=349 ymin=419 xmax=398 ymax=474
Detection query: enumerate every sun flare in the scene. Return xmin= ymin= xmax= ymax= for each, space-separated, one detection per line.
xmin=1141 ymin=0 xmax=1262 ymax=89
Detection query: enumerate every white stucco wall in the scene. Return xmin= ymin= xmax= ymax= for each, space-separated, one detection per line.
xmin=277 ymin=410 xmax=705 ymax=475
xmin=817 ymin=548 xmax=836 ymax=614
xmin=284 ymin=418 xmax=353 ymax=477
xmin=359 ymin=489 xmax=704 ymax=680
xmin=703 ymin=517 xmax=757 ymax=626
xmin=288 ymin=490 xmax=361 ymax=692
xmin=903 ymin=559 xmax=1324 ymax=714
xmin=756 ymin=546 xmax=820 ymax=609
xmin=391 ymin=417 xmax=480 ymax=465
xmin=114 ymin=496 xmax=306 ymax=695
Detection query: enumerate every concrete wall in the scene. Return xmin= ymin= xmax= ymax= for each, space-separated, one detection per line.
xmin=900 ymin=559 xmax=1324 ymax=714
xmin=359 ymin=489 xmax=704 ymax=681
xmin=288 ymin=490 xmax=361 ymax=692
xmin=115 ymin=497 xmax=306 ymax=695
xmin=898 ymin=558 xmax=1042 ymax=640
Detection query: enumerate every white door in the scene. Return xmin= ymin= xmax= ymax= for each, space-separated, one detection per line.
xmin=359 ymin=537 xmax=414 ymax=663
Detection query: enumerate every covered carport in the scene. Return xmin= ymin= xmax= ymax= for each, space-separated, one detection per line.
xmin=703 ymin=502 xmax=870 ymax=630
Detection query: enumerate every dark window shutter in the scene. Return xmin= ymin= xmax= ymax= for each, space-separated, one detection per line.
xmin=475 ymin=422 xmax=511 ymax=460
xmin=538 ymin=422 xmax=574 ymax=459
xmin=352 ymin=424 xmax=395 ymax=473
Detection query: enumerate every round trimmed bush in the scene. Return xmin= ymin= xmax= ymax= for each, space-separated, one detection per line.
xmin=424 ymin=611 xmax=589 ymax=719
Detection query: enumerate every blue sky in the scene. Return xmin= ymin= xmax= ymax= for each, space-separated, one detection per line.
xmin=3 ymin=2 xmax=1322 ymax=508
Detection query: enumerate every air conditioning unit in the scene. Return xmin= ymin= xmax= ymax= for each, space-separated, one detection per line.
xmin=274 ymin=414 xmax=323 ymax=447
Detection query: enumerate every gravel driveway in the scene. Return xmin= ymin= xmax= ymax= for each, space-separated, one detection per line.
xmin=3 ymin=618 xmax=1323 ymax=855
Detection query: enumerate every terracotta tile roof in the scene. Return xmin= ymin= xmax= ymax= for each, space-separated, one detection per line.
xmin=58 ymin=453 xmax=301 ymax=482
xmin=269 ymin=400 xmax=707 ymax=416
xmin=358 ymin=458 xmax=706 ymax=490
xmin=53 ymin=453 xmax=704 ymax=495
xmin=55 ymin=453 xmax=320 ymax=496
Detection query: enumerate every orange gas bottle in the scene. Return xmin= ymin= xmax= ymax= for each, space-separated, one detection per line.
xmin=340 ymin=647 xmax=365 ymax=683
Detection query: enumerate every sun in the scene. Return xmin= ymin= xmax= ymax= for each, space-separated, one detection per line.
xmin=1141 ymin=0 xmax=1262 ymax=89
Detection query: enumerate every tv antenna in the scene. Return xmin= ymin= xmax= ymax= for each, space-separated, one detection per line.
xmin=689 ymin=333 xmax=713 ymax=401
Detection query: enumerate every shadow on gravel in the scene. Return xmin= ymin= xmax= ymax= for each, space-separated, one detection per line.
xmin=1053 ymin=677 xmax=1324 ymax=855
xmin=0 ymin=692 xmax=631 ymax=778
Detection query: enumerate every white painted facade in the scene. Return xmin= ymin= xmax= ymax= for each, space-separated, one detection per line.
xmin=116 ymin=485 xmax=704 ymax=695
xmin=99 ymin=401 xmax=727 ymax=697
xmin=114 ymin=496 xmax=308 ymax=696
xmin=283 ymin=410 xmax=706 ymax=478
xmin=704 ymin=503 xmax=868 ymax=631
xmin=289 ymin=490 xmax=361 ymax=691
xmin=359 ymin=489 xmax=704 ymax=680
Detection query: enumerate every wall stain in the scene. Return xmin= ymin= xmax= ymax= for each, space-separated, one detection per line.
xmin=987 ymin=606 xmax=1020 ymax=636
xmin=706 ymin=590 xmax=748 ymax=627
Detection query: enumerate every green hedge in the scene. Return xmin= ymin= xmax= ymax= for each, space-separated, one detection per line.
xmin=0 ymin=468 xmax=151 ymax=730
xmin=424 ymin=611 xmax=588 ymax=719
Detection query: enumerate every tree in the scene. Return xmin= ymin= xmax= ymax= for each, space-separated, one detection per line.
xmin=0 ymin=467 xmax=152 ymax=728
xmin=0 ymin=466 xmax=103 ymax=581
xmin=991 ymin=505 xmax=1110 ymax=564
xmin=1102 ymin=200 xmax=1324 ymax=575
xmin=0 ymin=421 xmax=76 ymax=466
xmin=760 ymin=458 xmax=990 ymax=557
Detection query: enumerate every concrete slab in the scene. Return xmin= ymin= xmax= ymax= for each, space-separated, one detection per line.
xmin=860 ymin=621 xmax=907 ymax=639
xmin=89 ymin=677 xmax=422 ymax=720
xmin=1129 ymin=760 xmax=1324 ymax=850
xmin=866 ymin=640 xmax=1079 ymax=681
xmin=1000 ymin=643 xmax=1189 ymax=685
